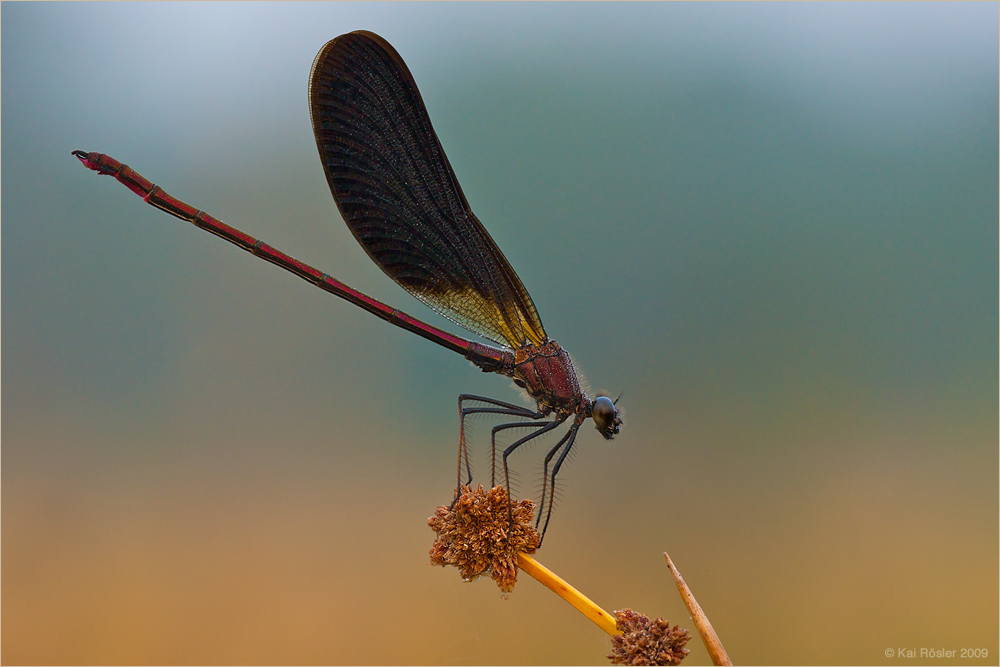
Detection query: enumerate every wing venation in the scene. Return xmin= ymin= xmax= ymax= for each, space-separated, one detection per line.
xmin=308 ymin=31 xmax=546 ymax=348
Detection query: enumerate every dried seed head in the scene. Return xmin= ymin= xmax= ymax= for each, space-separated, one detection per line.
xmin=608 ymin=608 xmax=691 ymax=666
xmin=428 ymin=485 xmax=541 ymax=594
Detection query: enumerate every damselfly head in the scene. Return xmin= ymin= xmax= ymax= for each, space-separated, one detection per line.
xmin=591 ymin=395 xmax=622 ymax=439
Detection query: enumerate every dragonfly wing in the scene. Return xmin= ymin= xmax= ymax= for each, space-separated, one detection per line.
xmin=308 ymin=31 xmax=546 ymax=349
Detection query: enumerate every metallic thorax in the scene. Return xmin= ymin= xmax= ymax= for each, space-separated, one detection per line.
xmin=499 ymin=339 xmax=622 ymax=439
xmin=505 ymin=340 xmax=588 ymax=415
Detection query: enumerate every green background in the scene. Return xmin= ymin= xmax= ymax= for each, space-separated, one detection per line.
xmin=3 ymin=2 xmax=997 ymax=664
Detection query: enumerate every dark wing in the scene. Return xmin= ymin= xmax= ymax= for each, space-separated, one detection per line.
xmin=308 ymin=31 xmax=546 ymax=349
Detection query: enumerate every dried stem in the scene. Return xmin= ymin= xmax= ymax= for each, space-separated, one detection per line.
xmin=663 ymin=552 xmax=733 ymax=666
xmin=516 ymin=552 xmax=620 ymax=636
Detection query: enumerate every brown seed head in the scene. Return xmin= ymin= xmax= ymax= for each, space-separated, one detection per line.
xmin=428 ymin=484 xmax=541 ymax=594
xmin=608 ymin=608 xmax=691 ymax=666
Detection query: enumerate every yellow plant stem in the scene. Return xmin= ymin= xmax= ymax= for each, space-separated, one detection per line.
xmin=517 ymin=552 xmax=619 ymax=636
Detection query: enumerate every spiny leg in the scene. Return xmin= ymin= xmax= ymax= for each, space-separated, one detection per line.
xmin=539 ymin=421 xmax=582 ymax=545
xmin=535 ymin=425 xmax=576 ymax=533
xmin=456 ymin=394 xmax=541 ymax=503
xmin=502 ymin=415 xmax=568 ymax=537
xmin=490 ymin=421 xmax=556 ymax=488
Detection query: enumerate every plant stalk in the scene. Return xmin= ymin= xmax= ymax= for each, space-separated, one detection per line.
xmin=517 ymin=552 xmax=619 ymax=636
xmin=663 ymin=551 xmax=733 ymax=666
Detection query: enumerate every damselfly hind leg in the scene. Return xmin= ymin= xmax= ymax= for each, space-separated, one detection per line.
xmin=452 ymin=394 xmax=542 ymax=509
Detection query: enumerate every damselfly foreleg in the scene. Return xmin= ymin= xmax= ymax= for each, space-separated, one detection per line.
xmin=538 ymin=420 xmax=583 ymax=542
xmin=501 ymin=415 xmax=568 ymax=540
xmin=535 ymin=424 xmax=576 ymax=533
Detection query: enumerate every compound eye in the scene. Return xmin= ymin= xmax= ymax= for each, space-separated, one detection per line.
xmin=592 ymin=396 xmax=617 ymax=432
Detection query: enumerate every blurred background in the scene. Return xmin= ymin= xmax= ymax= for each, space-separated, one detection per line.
xmin=3 ymin=3 xmax=997 ymax=664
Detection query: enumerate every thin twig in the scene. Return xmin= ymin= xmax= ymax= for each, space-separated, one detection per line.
xmin=663 ymin=552 xmax=733 ymax=666
xmin=517 ymin=552 xmax=620 ymax=636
